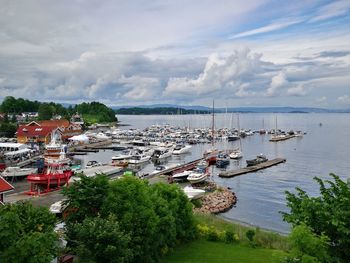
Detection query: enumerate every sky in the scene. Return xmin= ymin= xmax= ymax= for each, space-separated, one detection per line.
xmin=0 ymin=0 xmax=350 ymax=108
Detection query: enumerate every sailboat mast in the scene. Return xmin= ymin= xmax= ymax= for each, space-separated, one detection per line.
xmin=212 ymin=100 xmax=215 ymax=147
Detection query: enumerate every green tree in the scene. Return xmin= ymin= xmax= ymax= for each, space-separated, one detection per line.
xmin=38 ymin=103 xmax=54 ymax=120
xmin=282 ymin=173 xmax=350 ymax=262
xmin=74 ymin=215 xmax=132 ymax=263
xmin=285 ymin=224 xmax=330 ymax=263
xmin=101 ymin=176 xmax=159 ymax=262
xmin=0 ymin=202 xmax=58 ymax=263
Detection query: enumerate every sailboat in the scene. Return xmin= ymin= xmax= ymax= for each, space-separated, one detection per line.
xmin=203 ymin=100 xmax=219 ymax=164
xmin=230 ymin=114 xmax=243 ymax=159
xmin=259 ymin=119 xmax=267 ymax=134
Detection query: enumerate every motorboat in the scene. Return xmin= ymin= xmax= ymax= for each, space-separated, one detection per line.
xmin=216 ymin=153 xmax=230 ymax=167
xmin=2 ymin=166 xmax=37 ymax=179
xmin=172 ymin=170 xmax=192 ymax=182
xmin=128 ymin=154 xmax=151 ymax=165
xmin=111 ymin=150 xmax=134 ymax=161
xmin=183 ymin=186 xmax=205 ymax=199
xmin=246 ymin=154 xmax=268 ymax=167
xmin=150 ymin=163 xmax=178 ymax=175
xmin=85 ymin=160 xmax=102 ymax=168
xmin=229 ymin=149 xmax=243 ymax=159
xmin=49 ymin=200 xmax=68 ymax=215
xmin=172 ymin=144 xmax=192 ymax=155
xmin=153 ymin=147 xmax=173 ymax=160
xmin=227 ymin=135 xmax=240 ymax=141
xmin=187 ymin=167 xmax=209 ymax=184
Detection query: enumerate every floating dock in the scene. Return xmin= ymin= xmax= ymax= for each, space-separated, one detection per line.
xmin=218 ymin=158 xmax=286 ymax=178
xmin=269 ymin=135 xmax=296 ymax=142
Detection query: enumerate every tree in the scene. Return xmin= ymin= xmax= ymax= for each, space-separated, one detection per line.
xmin=282 ymin=173 xmax=350 ymax=262
xmin=74 ymin=215 xmax=132 ymax=263
xmin=0 ymin=202 xmax=58 ymax=263
xmin=38 ymin=103 xmax=54 ymax=120
xmin=285 ymin=224 xmax=330 ymax=263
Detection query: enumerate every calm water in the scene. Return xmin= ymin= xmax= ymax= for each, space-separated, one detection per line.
xmin=79 ymin=113 xmax=350 ymax=234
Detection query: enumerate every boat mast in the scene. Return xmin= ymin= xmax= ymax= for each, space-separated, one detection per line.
xmin=212 ymin=100 xmax=215 ymax=148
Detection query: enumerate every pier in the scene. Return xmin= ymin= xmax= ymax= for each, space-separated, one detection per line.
xmin=148 ymin=158 xmax=203 ymax=178
xmin=218 ymin=158 xmax=286 ymax=178
xmin=269 ymin=135 xmax=296 ymax=142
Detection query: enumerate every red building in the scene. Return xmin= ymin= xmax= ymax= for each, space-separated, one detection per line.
xmin=0 ymin=176 xmax=14 ymax=204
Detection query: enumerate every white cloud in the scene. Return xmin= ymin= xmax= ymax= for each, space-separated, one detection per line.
xmin=164 ymin=48 xmax=266 ymax=98
xmin=309 ymin=0 xmax=350 ymax=22
xmin=337 ymin=94 xmax=350 ymax=105
xmin=266 ymin=72 xmax=287 ymax=96
xmin=230 ymin=17 xmax=304 ymax=39
xmin=287 ymin=84 xmax=307 ymax=96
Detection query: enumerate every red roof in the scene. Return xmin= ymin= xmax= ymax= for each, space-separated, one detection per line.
xmin=38 ymin=119 xmax=70 ymax=128
xmin=0 ymin=176 xmax=14 ymax=193
xmin=17 ymin=125 xmax=57 ymax=137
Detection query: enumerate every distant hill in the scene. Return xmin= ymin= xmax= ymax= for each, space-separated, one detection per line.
xmin=113 ymin=105 xmax=350 ymax=113
xmin=116 ymin=107 xmax=210 ymax=115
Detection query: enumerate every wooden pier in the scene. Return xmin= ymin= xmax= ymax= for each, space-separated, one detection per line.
xmin=219 ymin=158 xmax=286 ymax=178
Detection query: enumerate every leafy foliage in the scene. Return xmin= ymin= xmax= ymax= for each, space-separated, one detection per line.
xmin=282 ymin=173 xmax=350 ymax=262
xmin=74 ymin=215 xmax=132 ymax=263
xmin=62 ymin=175 xmax=196 ymax=263
xmin=76 ymin=102 xmax=116 ymax=123
xmin=0 ymin=202 xmax=58 ymax=263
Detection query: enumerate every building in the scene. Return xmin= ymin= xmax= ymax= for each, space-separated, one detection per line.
xmin=16 ymin=119 xmax=82 ymax=144
xmin=0 ymin=176 xmax=14 ymax=205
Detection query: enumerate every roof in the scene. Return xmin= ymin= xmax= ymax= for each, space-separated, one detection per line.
xmin=38 ymin=119 xmax=70 ymax=128
xmin=0 ymin=176 xmax=14 ymax=193
xmin=0 ymin=143 xmax=26 ymax=148
xmin=17 ymin=125 xmax=57 ymax=137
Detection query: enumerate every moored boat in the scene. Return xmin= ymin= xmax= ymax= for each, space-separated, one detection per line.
xmin=2 ymin=166 xmax=37 ymax=180
xmin=246 ymin=154 xmax=268 ymax=167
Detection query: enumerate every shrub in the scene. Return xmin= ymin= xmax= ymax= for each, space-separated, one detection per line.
xmin=246 ymin=230 xmax=255 ymax=242
xmin=207 ymin=227 xmax=220 ymax=242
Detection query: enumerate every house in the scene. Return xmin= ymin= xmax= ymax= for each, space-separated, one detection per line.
xmin=16 ymin=120 xmax=82 ymax=144
xmin=0 ymin=176 xmax=14 ymax=205
xmin=16 ymin=125 xmax=59 ymax=144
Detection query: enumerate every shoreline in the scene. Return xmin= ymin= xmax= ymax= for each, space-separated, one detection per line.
xmin=217 ymin=214 xmax=289 ymax=236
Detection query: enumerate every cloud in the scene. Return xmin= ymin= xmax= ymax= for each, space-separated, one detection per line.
xmin=287 ymin=84 xmax=307 ymax=96
xmin=266 ymin=72 xmax=287 ymax=96
xmin=309 ymin=0 xmax=350 ymax=22
xmin=337 ymin=94 xmax=350 ymax=105
xmin=316 ymin=96 xmax=327 ymax=103
xmin=164 ymin=48 xmax=267 ymax=98
xmin=229 ymin=18 xmax=304 ymax=39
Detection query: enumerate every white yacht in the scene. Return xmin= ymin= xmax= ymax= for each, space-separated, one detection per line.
xmin=111 ymin=150 xmax=134 ymax=161
xmin=187 ymin=167 xmax=209 ymax=184
xmin=229 ymin=149 xmax=243 ymax=159
xmin=128 ymin=154 xmax=151 ymax=165
xmin=172 ymin=144 xmax=192 ymax=155
xmin=2 ymin=167 xmax=37 ymax=179
xmin=153 ymin=147 xmax=173 ymax=160
xmin=172 ymin=170 xmax=192 ymax=181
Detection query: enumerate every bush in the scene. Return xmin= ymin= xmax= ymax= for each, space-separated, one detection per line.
xmin=207 ymin=227 xmax=220 ymax=242
xmin=224 ymin=231 xmax=239 ymax=243
xmin=246 ymin=230 xmax=255 ymax=242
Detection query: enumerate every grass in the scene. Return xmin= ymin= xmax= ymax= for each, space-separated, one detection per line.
xmin=194 ymin=213 xmax=289 ymax=251
xmin=162 ymin=240 xmax=285 ymax=263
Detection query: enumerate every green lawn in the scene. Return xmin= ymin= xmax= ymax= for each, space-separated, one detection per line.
xmin=162 ymin=240 xmax=284 ymax=263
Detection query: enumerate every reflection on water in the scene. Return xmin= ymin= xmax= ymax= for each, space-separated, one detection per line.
xmin=78 ymin=113 xmax=350 ymax=234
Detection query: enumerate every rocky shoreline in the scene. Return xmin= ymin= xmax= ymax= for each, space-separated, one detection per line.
xmin=194 ymin=187 xmax=237 ymax=214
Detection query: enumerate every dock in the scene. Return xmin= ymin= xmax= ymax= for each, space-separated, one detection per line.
xmin=219 ymin=158 xmax=286 ymax=178
xmin=148 ymin=158 xmax=203 ymax=179
xmin=269 ymin=135 xmax=296 ymax=142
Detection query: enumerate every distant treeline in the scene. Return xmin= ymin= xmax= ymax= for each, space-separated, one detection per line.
xmin=0 ymin=96 xmax=117 ymax=124
xmin=116 ymin=107 xmax=210 ymax=115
